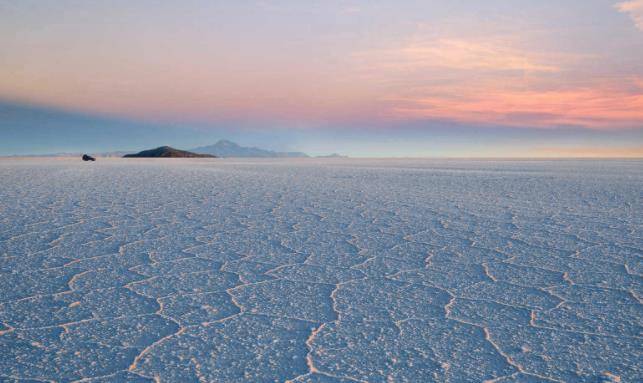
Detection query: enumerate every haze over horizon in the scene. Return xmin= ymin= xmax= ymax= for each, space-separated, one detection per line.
xmin=1 ymin=1 xmax=642 ymax=157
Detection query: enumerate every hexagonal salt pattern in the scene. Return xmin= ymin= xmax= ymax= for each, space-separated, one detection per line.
xmin=0 ymin=158 xmax=640 ymax=382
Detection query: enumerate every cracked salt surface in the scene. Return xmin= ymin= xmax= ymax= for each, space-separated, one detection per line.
xmin=0 ymin=158 xmax=641 ymax=382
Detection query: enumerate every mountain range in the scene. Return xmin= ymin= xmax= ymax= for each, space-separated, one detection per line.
xmin=191 ymin=140 xmax=308 ymax=158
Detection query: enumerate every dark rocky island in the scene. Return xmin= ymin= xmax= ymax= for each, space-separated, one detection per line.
xmin=82 ymin=154 xmax=96 ymax=161
xmin=123 ymin=146 xmax=216 ymax=158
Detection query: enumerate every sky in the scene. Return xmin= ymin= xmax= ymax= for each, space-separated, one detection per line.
xmin=1 ymin=0 xmax=642 ymax=157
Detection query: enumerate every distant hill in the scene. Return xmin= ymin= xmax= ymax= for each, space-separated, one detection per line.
xmin=123 ymin=146 xmax=216 ymax=158
xmin=192 ymin=140 xmax=309 ymax=158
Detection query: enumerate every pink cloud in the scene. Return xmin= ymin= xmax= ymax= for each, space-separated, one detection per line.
xmin=384 ymin=81 xmax=643 ymax=129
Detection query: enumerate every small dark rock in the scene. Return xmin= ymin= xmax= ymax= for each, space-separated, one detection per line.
xmin=82 ymin=154 xmax=96 ymax=161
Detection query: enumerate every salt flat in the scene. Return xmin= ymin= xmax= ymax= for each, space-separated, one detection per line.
xmin=0 ymin=158 xmax=641 ymax=382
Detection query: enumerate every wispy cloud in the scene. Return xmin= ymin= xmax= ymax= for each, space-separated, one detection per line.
xmin=354 ymin=38 xmax=560 ymax=73
xmin=616 ymin=0 xmax=643 ymax=30
xmin=351 ymin=33 xmax=642 ymax=129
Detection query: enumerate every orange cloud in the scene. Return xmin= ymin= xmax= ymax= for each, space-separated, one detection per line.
xmin=616 ymin=0 xmax=643 ymax=31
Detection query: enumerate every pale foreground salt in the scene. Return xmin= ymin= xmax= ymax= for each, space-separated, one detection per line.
xmin=0 ymin=158 xmax=640 ymax=382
